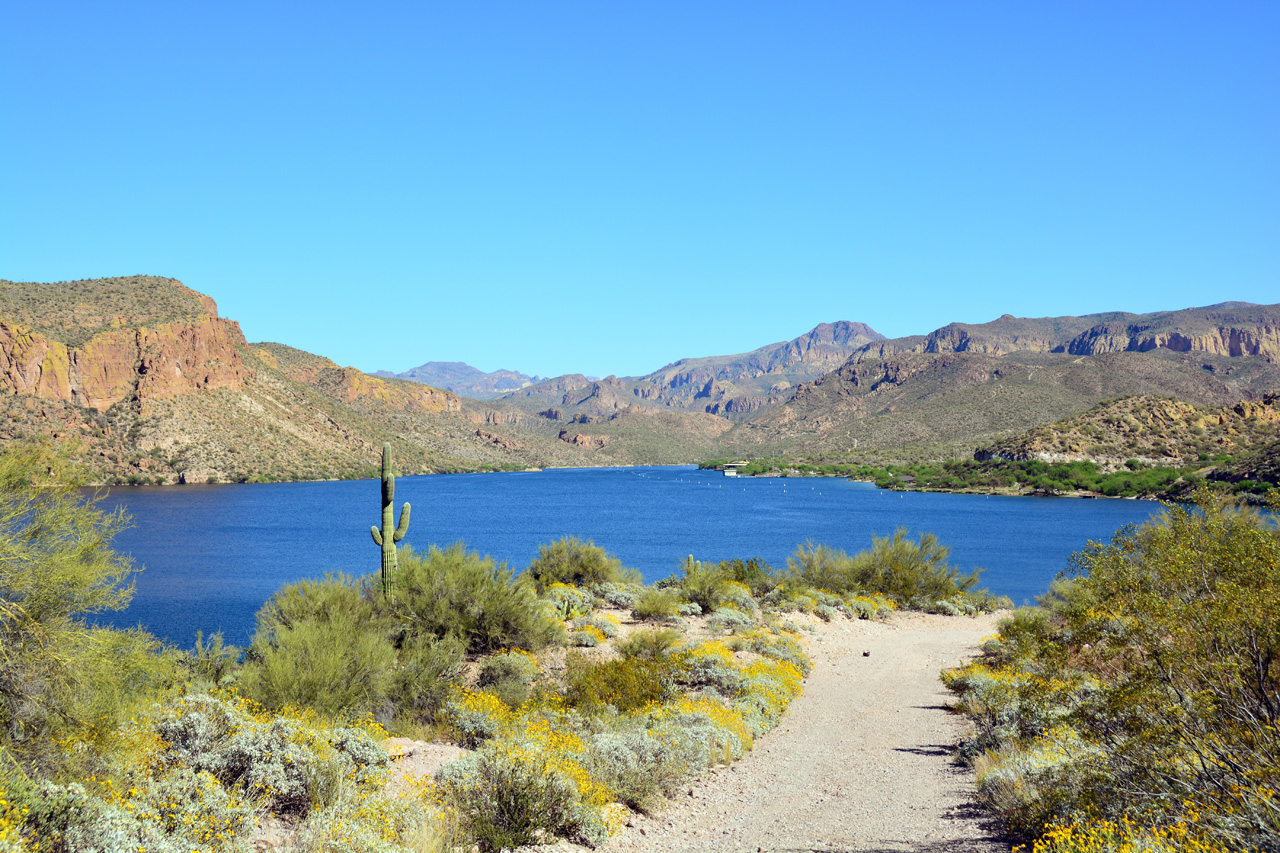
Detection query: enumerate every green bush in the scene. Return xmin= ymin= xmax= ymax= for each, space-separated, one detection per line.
xmin=617 ymin=627 xmax=682 ymax=660
xmin=437 ymin=743 xmax=608 ymax=851
xmin=717 ymin=557 xmax=778 ymax=597
xmin=676 ymin=557 xmax=731 ymax=613
xmin=242 ymin=586 xmax=397 ymax=717
xmin=630 ymin=587 xmax=681 ymax=623
xmin=388 ymin=544 xmax=558 ymax=655
xmin=182 ymin=631 xmax=240 ymax=689
xmin=390 ymin=634 xmax=466 ymax=722
xmin=564 ymin=655 xmax=678 ymax=713
xmin=787 ymin=531 xmax=986 ymax=609
xmin=525 ymin=536 xmax=638 ymax=592
xmin=477 ymin=650 xmax=539 ymax=709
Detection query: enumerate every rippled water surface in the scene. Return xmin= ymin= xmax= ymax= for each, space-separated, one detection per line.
xmin=96 ymin=465 xmax=1168 ymax=647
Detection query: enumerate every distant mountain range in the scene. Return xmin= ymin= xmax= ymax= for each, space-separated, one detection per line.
xmin=374 ymin=362 xmax=542 ymax=400
xmin=2 ymin=275 xmax=1277 ymax=483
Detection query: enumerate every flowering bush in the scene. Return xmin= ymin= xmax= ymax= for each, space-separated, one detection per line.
xmin=437 ymin=714 xmax=618 ymax=850
xmin=543 ymin=583 xmax=595 ymax=620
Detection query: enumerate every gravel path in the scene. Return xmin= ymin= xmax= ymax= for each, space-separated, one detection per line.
xmin=599 ymin=612 xmax=1009 ymax=853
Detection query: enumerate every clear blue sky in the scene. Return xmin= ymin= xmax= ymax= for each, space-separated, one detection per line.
xmin=2 ymin=2 xmax=1276 ymax=379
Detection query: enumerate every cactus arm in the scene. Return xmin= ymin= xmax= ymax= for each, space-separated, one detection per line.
xmin=393 ymin=503 xmax=411 ymax=542
xmin=371 ymin=526 xmax=383 ymax=546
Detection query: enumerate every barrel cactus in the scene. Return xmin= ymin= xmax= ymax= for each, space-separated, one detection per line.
xmin=370 ymin=443 xmax=410 ymax=597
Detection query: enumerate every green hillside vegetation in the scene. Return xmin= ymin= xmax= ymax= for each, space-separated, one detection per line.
xmin=943 ymin=491 xmax=1280 ymax=851
xmin=704 ymin=455 xmax=1272 ymax=500
xmin=0 ymin=275 xmax=214 ymax=346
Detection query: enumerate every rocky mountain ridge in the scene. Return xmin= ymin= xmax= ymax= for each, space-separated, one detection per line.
xmin=847 ymin=302 xmax=1280 ymax=362
xmin=496 ymin=320 xmax=884 ymax=417
xmin=374 ymin=361 xmax=541 ymax=399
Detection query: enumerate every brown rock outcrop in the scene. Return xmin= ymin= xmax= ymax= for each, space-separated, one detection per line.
xmin=475 ymin=429 xmax=522 ymax=451
xmin=558 ymin=429 xmax=609 ymax=449
xmin=310 ymin=367 xmax=461 ymax=414
xmin=1 ymin=313 xmax=249 ymax=413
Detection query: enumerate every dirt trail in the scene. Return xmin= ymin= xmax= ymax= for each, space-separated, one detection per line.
xmin=600 ymin=612 xmax=1008 ymax=853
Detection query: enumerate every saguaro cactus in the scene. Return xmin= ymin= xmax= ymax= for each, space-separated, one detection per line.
xmin=370 ymin=443 xmax=410 ymax=597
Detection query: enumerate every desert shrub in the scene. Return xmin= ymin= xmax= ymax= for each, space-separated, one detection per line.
xmin=974 ymin=728 xmax=1104 ymax=839
xmin=436 ymin=717 xmax=617 ymax=850
xmin=735 ymin=658 xmax=805 ymax=736
xmin=569 ymin=625 xmax=605 ymax=647
xmin=241 ymin=604 xmax=396 ymax=718
xmin=446 ymin=690 xmax=514 ymax=749
xmin=675 ymin=641 xmax=744 ymax=697
xmin=706 ymin=607 xmax=754 ymax=634
xmin=594 ymin=581 xmax=641 ymax=608
xmin=525 ymin=536 xmax=638 ymax=592
xmin=20 ymin=693 xmax=394 ymax=849
xmin=728 ymin=627 xmax=812 ymax=676
xmin=720 ymin=580 xmax=761 ymax=615
xmin=644 ymin=697 xmax=754 ymax=767
xmin=616 ymin=627 xmax=682 ymax=660
xmin=813 ymin=603 xmax=839 ymax=622
xmin=587 ymin=729 xmax=688 ymax=813
xmin=717 ymin=557 xmax=778 ymax=597
xmin=14 ymin=776 xmax=253 ymax=853
xmin=159 ymin=698 xmax=307 ymax=813
xmin=564 ymin=655 xmax=679 ymax=714
xmin=573 ymin=612 xmax=620 ymax=639
xmin=785 ymin=542 xmax=856 ymax=592
xmin=476 ymin=649 xmax=539 ymax=709
xmin=631 ymin=587 xmax=681 ymax=623
xmin=389 ymin=634 xmax=466 ymax=722
xmin=676 ymin=557 xmax=731 ymax=613
xmin=294 ymin=788 xmax=454 ymax=853
xmin=250 ymin=572 xmax=376 ymax=635
xmin=842 ymin=592 xmax=896 ymax=620
xmin=787 ymin=532 xmax=986 ymax=609
xmin=182 ymin=631 xmax=240 ymax=689
xmin=542 ymin=582 xmax=594 ymax=620
xmin=945 ymin=491 xmax=1280 ymax=850
xmin=388 ymin=544 xmax=558 ymax=655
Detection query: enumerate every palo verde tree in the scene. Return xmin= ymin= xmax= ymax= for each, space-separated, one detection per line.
xmin=0 ymin=440 xmax=168 ymax=771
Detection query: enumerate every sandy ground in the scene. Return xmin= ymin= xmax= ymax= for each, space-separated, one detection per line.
xmin=597 ymin=612 xmax=1009 ymax=853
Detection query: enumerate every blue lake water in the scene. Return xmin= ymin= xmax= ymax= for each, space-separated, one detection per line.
xmin=95 ymin=465 xmax=1169 ymax=648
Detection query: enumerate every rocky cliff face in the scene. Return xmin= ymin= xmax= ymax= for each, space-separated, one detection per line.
xmin=845 ymin=305 xmax=1280 ymax=365
xmin=0 ymin=311 xmax=249 ymax=413
xmin=1059 ymin=324 xmax=1280 ymax=358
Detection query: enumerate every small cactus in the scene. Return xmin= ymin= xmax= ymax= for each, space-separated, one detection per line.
xmin=370 ymin=443 xmax=410 ymax=597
